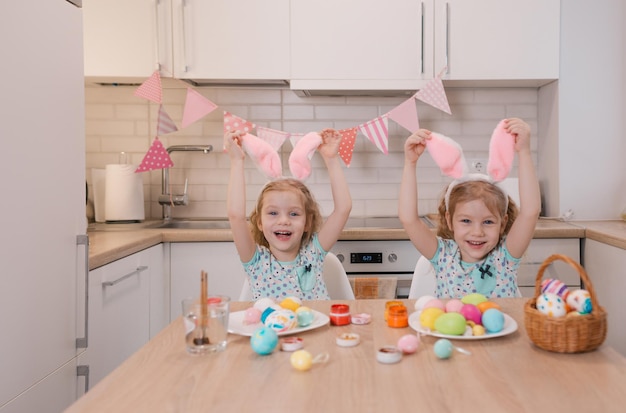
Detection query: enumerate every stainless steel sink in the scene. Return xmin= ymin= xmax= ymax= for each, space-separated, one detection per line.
xmin=154 ymin=220 xmax=231 ymax=229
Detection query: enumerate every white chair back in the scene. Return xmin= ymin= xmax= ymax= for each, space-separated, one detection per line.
xmin=408 ymin=255 xmax=437 ymax=299
xmin=238 ymin=252 xmax=354 ymax=300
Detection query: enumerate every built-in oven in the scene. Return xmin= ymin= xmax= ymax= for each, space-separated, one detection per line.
xmin=331 ymin=240 xmax=421 ymax=299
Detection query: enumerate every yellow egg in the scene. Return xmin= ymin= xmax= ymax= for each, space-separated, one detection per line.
xmin=419 ymin=307 xmax=445 ymax=330
xmin=290 ymin=350 xmax=313 ymax=371
xmin=472 ymin=324 xmax=486 ymax=336
xmin=280 ymin=297 xmax=301 ymax=312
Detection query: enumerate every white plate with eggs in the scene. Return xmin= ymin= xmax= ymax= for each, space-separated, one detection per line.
xmin=409 ymin=311 xmax=518 ymax=340
xmin=228 ymin=309 xmax=330 ymax=337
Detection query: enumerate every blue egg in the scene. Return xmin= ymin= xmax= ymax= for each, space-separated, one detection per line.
xmin=482 ymin=308 xmax=505 ymax=333
xmin=250 ymin=326 xmax=278 ymax=355
xmin=433 ymin=339 xmax=453 ymax=359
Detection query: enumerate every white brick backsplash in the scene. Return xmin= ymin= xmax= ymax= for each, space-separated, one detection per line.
xmin=85 ymin=85 xmax=538 ymax=221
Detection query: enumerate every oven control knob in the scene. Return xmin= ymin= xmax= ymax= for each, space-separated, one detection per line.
xmin=388 ymin=253 xmax=397 ymax=263
xmin=336 ymin=253 xmax=345 ymax=263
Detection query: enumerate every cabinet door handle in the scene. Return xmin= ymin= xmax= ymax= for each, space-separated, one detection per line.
xmin=153 ymin=0 xmax=161 ymax=71
xmin=77 ymin=365 xmax=90 ymax=394
xmin=445 ymin=2 xmax=450 ymax=74
xmin=102 ymin=266 xmax=149 ymax=287
xmin=76 ymin=235 xmax=89 ymax=349
xmin=420 ymin=2 xmax=425 ymax=74
xmin=180 ymin=0 xmax=189 ymax=72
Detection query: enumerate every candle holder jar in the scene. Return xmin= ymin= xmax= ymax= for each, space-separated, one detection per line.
xmin=387 ymin=304 xmax=409 ymax=328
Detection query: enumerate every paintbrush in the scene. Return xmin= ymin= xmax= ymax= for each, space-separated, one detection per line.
xmin=194 ymin=270 xmax=210 ymax=345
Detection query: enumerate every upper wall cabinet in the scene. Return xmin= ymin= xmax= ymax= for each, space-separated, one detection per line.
xmin=435 ymin=0 xmax=560 ymax=85
xmin=171 ymin=0 xmax=290 ymax=83
xmin=290 ymin=0 xmax=560 ymax=93
xmin=290 ymin=0 xmax=433 ymax=93
xmin=83 ymin=0 xmax=173 ymax=83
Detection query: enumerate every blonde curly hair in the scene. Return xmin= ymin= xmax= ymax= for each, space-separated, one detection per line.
xmin=249 ymin=178 xmax=323 ymax=249
xmin=436 ymin=180 xmax=518 ymax=240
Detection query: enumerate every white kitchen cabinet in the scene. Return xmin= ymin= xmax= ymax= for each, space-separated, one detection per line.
xmin=1 ymin=1 xmax=85 ymax=412
xmin=290 ymin=0 xmax=559 ymax=92
xmin=434 ymin=0 xmax=560 ymax=83
xmin=83 ymin=0 xmax=173 ymax=82
xmin=517 ymin=238 xmax=581 ymax=298
xmin=169 ymin=242 xmax=247 ymax=321
xmin=583 ymin=239 xmax=626 ymax=357
xmin=171 ymin=0 xmax=290 ymax=81
xmin=77 ymin=245 xmax=165 ymax=392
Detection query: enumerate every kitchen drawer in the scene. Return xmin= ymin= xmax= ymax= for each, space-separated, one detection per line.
xmin=517 ymin=238 xmax=581 ymax=295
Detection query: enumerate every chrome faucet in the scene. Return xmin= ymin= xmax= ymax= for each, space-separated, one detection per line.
xmin=158 ymin=145 xmax=213 ymax=220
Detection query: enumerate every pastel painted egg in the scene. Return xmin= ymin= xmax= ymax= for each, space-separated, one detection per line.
xmin=295 ymin=306 xmax=315 ymax=327
xmin=253 ymin=298 xmax=276 ymax=313
xmin=477 ymin=301 xmax=501 ymax=313
xmin=472 ymin=324 xmax=486 ymax=336
xmin=541 ymin=278 xmax=570 ymax=300
xmin=290 ymin=350 xmax=313 ymax=371
xmin=260 ymin=307 xmax=276 ymax=324
xmin=250 ymin=326 xmax=278 ymax=355
xmin=397 ymin=334 xmax=420 ymax=354
xmin=434 ymin=312 xmax=467 ymax=336
xmin=264 ymin=309 xmax=297 ymax=332
xmin=482 ymin=308 xmax=505 ymax=333
xmin=419 ymin=307 xmax=445 ymax=330
xmin=423 ymin=298 xmax=445 ymax=311
xmin=415 ymin=295 xmax=436 ymax=311
xmin=433 ymin=339 xmax=454 ymax=359
xmin=243 ymin=307 xmax=262 ymax=325
xmin=445 ymin=299 xmax=464 ymax=313
xmin=280 ymin=296 xmax=302 ymax=312
xmin=566 ymin=289 xmax=592 ymax=314
xmin=459 ymin=304 xmax=483 ymax=325
xmin=536 ymin=292 xmax=567 ymax=318
xmin=461 ymin=293 xmax=488 ymax=306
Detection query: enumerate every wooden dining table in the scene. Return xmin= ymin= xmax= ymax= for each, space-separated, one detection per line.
xmin=64 ymin=298 xmax=626 ymax=413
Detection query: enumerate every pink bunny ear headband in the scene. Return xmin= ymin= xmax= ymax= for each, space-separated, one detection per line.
xmin=425 ymin=119 xmax=516 ymax=211
xmin=239 ymin=131 xmax=322 ymax=181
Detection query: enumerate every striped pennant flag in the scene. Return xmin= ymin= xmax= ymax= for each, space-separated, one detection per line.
xmin=157 ymin=105 xmax=178 ymax=135
xmin=358 ymin=115 xmax=389 ymax=154
xmin=257 ymin=126 xmax=289 ymax=151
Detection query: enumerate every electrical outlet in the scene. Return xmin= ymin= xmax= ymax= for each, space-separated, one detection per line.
xmin=469 ymin=159 xmax=487 ymax=174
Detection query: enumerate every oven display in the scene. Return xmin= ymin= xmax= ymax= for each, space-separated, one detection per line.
xmin=350 ymin=252 xmax=383 ymax=264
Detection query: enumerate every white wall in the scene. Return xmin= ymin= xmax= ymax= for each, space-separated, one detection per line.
xmin=85 ymin=86 xmax=539 ymax=221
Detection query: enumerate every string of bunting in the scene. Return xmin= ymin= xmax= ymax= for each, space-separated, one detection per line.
xmin=132 ymin=68 xmax=451 ymax=173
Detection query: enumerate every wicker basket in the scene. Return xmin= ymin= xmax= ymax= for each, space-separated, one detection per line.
xmin=524 ymin=254 xmax=607 ymax=353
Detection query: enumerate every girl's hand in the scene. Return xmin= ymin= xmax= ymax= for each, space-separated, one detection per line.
xmin=404 ymin=129 xmax=431 ymax=163
xmin=318 ymin=128 xmax=342 ymax=159
xmin=223 ymin=131 xmax=246 ymax=160
xmin=504 ymin=118 xmax=531 ymax=153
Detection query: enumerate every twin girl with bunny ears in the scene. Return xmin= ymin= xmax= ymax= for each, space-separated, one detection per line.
xmin=225 ymin=118 xmax=541 ymax=300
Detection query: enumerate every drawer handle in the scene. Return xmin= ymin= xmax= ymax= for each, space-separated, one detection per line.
xmin=102 ymin=266 xmax=148 ymax=287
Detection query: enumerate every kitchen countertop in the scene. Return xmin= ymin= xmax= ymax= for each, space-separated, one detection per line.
xmin=86 ymin=218 xmax=626 ymax=270
xmin=64 ymin=298 xmax=626 ymax=412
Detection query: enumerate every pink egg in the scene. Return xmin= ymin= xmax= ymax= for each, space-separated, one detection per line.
xmin=397 ymin=334 xmax=420 ymax=354
xmin=445 ymin=299 xmax=464 ymax=313
xmin=423 ymin=298 xmax=445 ymax=311
xmin=460 ymin=303 xmax=482 ymax=325
xmin=243 ymin=307 xmax=262 ymax=325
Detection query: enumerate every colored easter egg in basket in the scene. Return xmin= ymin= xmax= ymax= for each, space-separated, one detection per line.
xmin=541 ymin=278 xmax=570 ymax=300
xmin=536 ymin=292 xmax=567 ymax=318
xmin=566 ymin=289 xmax=592 ymax=314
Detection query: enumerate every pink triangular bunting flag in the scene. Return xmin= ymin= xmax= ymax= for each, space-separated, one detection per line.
xmin=415 ymin=69 xmax=451 ymax=115
xmin=257 ymin=126 xmax=289 ymax=151
xmin=157 ymin=105 xmax=178 ymax=135
xmin=133 ymin=71 xmax=162 ymax=104
xmin=338 ymin=127 xmax=358 ymax=167
xmin=388 ymin=96 xmax=420 ymax=133
xmin=181 ymin=88 xmax=217 ymax=128
xmin=358 ymin=115 xmax=389 ymax=154
xmin=288 ymin=132 xmax=305 ymax=149
xmin=135 ymin=137 xmax=174 ymax=172
xmin=223 ymin=111 xmax=256 ymax=134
